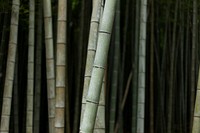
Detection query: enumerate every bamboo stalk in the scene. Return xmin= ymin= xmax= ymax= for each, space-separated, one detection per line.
xmin=0 ymin=0 xmax=20 ymax=132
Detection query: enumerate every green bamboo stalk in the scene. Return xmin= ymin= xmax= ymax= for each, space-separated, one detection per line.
xmin=43 ymin=0 xmax=56 ymax=132
xmin=26 ymin=0 xmax=35 ymax=132
xmin=80 ymin=0 xmax=117 ymax=132
xmin=190 ymin=0 xmax=197 ymax=131
xmin=137 ymin=0 xmax=147 ymax=132
xmin=132 ymin=0 xmax=140 ymax=131
xmin=0 ymin=0 xmax=20 ymax=132
xmin=55 ymin=0 xmax=67 ymax=132
xmin=109 ymin=0 xmax=120 ymax=132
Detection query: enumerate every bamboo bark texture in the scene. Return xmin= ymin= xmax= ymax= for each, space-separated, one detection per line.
xmin=43 ymin=0 xmax=55 ymax=132
xmin=55 ymin=0 xmax=67 ymax=132
xmin=26 ymin=0 xmax=35 ymax=132
xmin=137 ymin=0 xmax=147 ymax=132
xmin=80 ymin=0 xmax=117 ymax=132
xmin=0 ymin=0 xmax=20 ymax=132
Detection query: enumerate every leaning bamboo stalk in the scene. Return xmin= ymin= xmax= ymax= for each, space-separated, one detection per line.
xmin=80 ymin=0 xmax=117 ymax=132
xmin=26 ymin=0 xmax=35 ymax=132
xmin=43 ymin=0 xmax=56 ymax=132
xmin=55 ymin=0 xmax=67 ymax=132
xmin=0 ymin=0 xmax=20 ymax=132
xmin=80 ymin=0 xmax=102 ymax=131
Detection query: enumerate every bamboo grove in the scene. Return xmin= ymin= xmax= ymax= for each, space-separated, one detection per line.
xmin=1 ymin=0 xmax=200 ymax=132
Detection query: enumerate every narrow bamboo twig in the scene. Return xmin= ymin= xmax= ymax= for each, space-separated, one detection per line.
xmin=115 ymin=71 xmax=133 ymax=133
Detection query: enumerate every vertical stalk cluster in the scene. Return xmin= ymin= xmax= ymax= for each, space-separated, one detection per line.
xmin=0 ymin=0 xmax=20 ymax=132
xmin=55 ymin=0 xmax=67 ymax=132
xmin=43 ymin=0 xmax=55 ymax=132
xmin=26 ymin=0 xmax=35 ymax=132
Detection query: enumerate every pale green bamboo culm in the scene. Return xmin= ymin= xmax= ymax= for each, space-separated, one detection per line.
xmin=137 ymin=0 xmax=147 ymax=132
xmin=43 ymin=0 xmax=56 ymax=132
xmin=26 ymin=0 xmax=35 ymax=132
xmin=0 ymin=0 xmax=20 ymax=132
xmin=80 ymin=0 xmax=117 ymax=132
